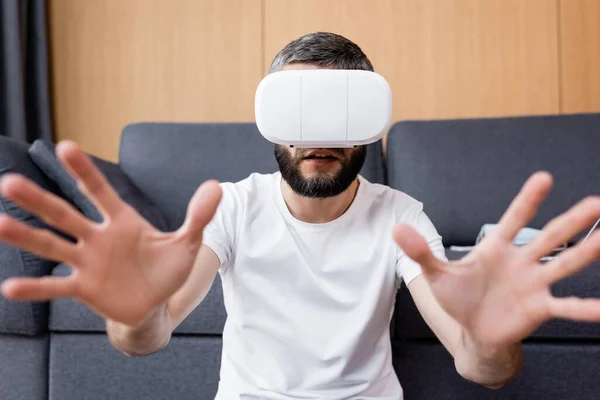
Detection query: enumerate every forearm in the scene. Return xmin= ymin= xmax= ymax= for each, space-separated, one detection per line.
xmin=453 ymin=327 xmax=523 ymax=388
xmin=105 ymin=246 xmax=221 ymax=356
xmin=106 ymin=303 xmax=173 ymax=357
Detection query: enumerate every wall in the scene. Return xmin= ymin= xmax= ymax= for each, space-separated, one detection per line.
xmin=49 ymin=0 xmax=263 ymax=161
xmin=559 ymin=0 xmax=600 ymax=113
xmin=49 ymin=0 xmax=600 ymax=161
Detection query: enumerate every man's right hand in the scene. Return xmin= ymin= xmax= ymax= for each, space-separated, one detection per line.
xmin=0 ymin=140 xmax=222 ymax=328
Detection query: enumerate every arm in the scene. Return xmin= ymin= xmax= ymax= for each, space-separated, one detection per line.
xmin=0 ymin=141 xmax=227 ymax=358
xmin=393 ymin=173 xmax=600 ymax=391
xmin=407 ymin=275 xmax=522 ymax=388
xmin=106 ymin=244 xmax=221 ymax=356
xmin=106 ymin=180 xmax=237 ymax=356
xmin=394 ymin=206 xmax=521 ymax=388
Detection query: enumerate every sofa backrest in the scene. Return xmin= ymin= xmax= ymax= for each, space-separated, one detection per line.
xmin=117 ymin=122 xmax=386 ymax=335
xmin=386 ymin=113 xmax=600 ymax=246
xmin=119 ymin=122 xmax=277 ymax=232
xmin=119 ymin=122 xmax=385 ymax=232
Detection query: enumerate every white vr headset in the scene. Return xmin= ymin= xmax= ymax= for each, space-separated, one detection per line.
xmin=255 ymin=69 xmax=392 ymax=148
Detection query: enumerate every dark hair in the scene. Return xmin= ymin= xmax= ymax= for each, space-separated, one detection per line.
xmin=268 ymin=32 xmax=374 ymax=73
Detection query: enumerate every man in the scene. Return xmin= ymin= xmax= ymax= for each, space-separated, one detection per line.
xmin=0 ymin=32 xmax=599 ymax=399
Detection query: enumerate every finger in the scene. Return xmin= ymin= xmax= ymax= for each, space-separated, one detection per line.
xmin=524 ymin=196 xmax=600 ymax=260
xmin=392 ymin=223 xmax=447 ymax=278
xmin=180 ymin=180 xmax=222 ymax=245
xmin=493 ymin=171 xmax=553 ymax=242
xmin=541 ymin=230 xmax=600 ymax=285
xmin=0 ymin=214 xmax=81 ymax=265
xmin=1 ymin=275 xmax=77 ymax=301
xmin=0 ymin=173 xmax=94 ymax=240
xmin=548 ymin=296 xmax=600 ymax=322
xmin=55 ymin=140 xmax=124 ymax=219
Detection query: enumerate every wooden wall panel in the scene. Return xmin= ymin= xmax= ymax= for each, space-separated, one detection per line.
xmin=264 ymin=0 xmax=560 ymax=122
xmin=560 ymin=0 xmax=600 ymax=113
xmin=49 ymin=0 xmax=263 ymax=161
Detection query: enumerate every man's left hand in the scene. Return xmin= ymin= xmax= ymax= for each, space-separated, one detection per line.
xmin=393 ymin=171 xmax=600 ymax=348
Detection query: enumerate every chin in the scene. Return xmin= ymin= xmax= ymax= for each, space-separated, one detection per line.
xmin=300 ymin=162 xmax=341 ymax=174
xmin=300 ymin=169 xmax=338 ymax=181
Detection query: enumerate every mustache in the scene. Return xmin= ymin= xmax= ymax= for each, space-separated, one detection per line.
xmin=296 ymin=148 xmax=346 ymax=158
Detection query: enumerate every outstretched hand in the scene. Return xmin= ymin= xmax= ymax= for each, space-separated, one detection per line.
xmin=0 ymin=141 xmax=222 ymax=327
xmin=393 ymin=171 xmax=600 ymax=347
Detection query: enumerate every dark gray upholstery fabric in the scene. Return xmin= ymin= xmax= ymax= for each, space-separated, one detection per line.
xmin=393 ymin=341 xmax=600 ymax=399
xmin=387 ymin=113 xmax=600 ymax=246
xmin=393 ymin=252 xmax=600 ymax=339
xmin=361 ymin=138 xmax=386 ymax=185
xmin=49 ymin=263 xmax=226 ymax=334
xmin=0 ymin=334 xmax=48 ymax=400
xmin=49 ymin=333 xmax=221 ymax=400
xmin=28 ymin=140 xmax=168 ymax=231
xmin=0 ymin=136 xmax=59 ymax=335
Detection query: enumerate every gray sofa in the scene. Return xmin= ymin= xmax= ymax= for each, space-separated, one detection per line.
xmin=0 ymin=114 xmax=598 ymax=399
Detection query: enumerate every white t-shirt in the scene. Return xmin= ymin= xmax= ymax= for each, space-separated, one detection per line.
xmin=202 ymin=172 xmax=446 ymax=400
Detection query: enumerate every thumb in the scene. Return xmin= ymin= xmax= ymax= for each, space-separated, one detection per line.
xmin=180 ymin=180 xmax=222 ymax=244
xmin=392 ymin=223 xmax=446 ymax=278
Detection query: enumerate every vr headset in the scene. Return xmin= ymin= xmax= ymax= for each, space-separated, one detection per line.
xmin=255 ymin=69 xmax=392 ymax=148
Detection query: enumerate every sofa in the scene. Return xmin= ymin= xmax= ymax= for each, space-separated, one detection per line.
xmin=0 ymin=113 xmax=598 ymax=400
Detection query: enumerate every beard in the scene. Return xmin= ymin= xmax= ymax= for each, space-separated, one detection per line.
xmin=274 ymin=145 xmax=367 ymax=198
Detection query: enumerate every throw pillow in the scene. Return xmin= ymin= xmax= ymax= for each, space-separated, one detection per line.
xmin=28 ymin=140 xmax=168 ymax=232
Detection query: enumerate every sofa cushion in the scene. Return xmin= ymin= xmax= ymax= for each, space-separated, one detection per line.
xmin=360 ymin=137 xmax=386 ymax=185
xmin=386 ymin=113 xmax=600 ymax=246
xmin=28 ymin=139 xmax=168 ymax=231
xmin=50 ymin=333 xmax=221 ymax=400
xmin=119 ymin=123 xmax=278 ymax=232
xmin=0 ymin=334 xmax=49 ymax=400
xmin=49 ymin=263 xmax=226 ymax=334
xmin=393 ymin=341 xmax=600 ymax=400
xmin=0 ymin=136 xmax=62 ymax=335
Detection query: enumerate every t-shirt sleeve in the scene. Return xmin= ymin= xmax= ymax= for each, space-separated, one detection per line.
xmin=396 ymin=203 xmax=448 ymax=286
xmin=201 ymin=182 xmax=239 ymax=269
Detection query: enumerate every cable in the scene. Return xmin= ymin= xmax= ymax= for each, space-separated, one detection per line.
xmin=582 ymin=218 xmax=600 ymax=244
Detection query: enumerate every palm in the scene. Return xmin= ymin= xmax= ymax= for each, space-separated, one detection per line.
xmin=69 ymin=207 xmax=197 ymax=324
xmin=394 ymin=172 xmax=600 ymax=346
xmin=427 ymin=238 xmax=549 ymax=345
xmin=0 ymin=141 xmax=221 ymax=327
